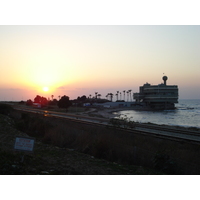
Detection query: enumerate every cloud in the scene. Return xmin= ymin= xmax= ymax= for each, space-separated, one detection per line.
xmin=75 ymin=88 xmax=89 ymax=91
xmin=57 ymin=86 xmax=67 ymax=90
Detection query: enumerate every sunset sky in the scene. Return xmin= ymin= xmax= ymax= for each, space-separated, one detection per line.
xmin=0 ymin=25 xmax=200 ymax=101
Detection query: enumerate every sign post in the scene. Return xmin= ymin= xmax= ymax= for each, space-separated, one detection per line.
xmin=14 ymin=137 xmax=35 ymax=152
xmin=14 ymin=136 xmax=35 ymax=162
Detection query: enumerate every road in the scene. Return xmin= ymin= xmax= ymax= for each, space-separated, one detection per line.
xmin=13 ymin=105 xmax=200 ymax=144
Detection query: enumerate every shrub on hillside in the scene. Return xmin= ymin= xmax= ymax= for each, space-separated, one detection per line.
xmin=0 ymin=104 xmax=13 ymax=115
xmin=153 ymin=152 xmax=179 ymax=174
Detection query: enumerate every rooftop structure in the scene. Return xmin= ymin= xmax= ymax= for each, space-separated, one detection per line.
xmin=133 ymin=76 xmax=179 ymax=110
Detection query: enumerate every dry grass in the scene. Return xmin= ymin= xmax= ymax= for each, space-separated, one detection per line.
xmin=9 ymin=110 xmax=200 ymax=174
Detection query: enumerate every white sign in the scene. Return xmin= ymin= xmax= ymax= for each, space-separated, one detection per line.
xmin=14 ymin=137 xmax=35 ymax=152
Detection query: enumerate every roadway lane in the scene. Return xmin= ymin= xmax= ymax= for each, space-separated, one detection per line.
xmin=135 ymin=127 xmax=200 ymax=142
xmin=13 ymin=106 xmax=200 ymax=143
xmin=14 ymin=106 xmax=109 ymax=125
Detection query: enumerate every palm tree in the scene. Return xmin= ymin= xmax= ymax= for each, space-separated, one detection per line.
xmin=129 ymin=90 xmax=132 ymax=102
xmin=120 ymin=92 xmax=122 ymax=100
xmin=107 ymin=93 xmax=110 ymax=101
xmin=127 ymin=91 xmax=129 ymax=102
xmin=116 ymin=91 xmax=119 ymax=101
xmin=58 ymin=95 xmax=61 ymax=100
xmin=123 ymin=90 xmax=126 ymax=101
xmin=110 ymin=93 xmax=113 ymax=102
xmin=116 ymin=93 xmax=118 ymax=101
xmin=51 ymin=95 xmax=54 ymax=101
xmin=97 ymin=94 xmax=101 ymax=99
xmin=95 ymin=92 xmax=98 ymax=99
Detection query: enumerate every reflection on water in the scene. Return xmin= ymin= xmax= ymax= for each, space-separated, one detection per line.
xmin=115 ymin=99 xmax=200 ymax=128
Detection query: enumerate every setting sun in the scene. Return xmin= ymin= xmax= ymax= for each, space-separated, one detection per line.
xmin=43 ymin=86 xmax=49 ymax=92
xmin=0 ymin=26 xmax=200 ymax=101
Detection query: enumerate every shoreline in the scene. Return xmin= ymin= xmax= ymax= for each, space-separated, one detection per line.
xmin=13 ymin=104 xmax=200 ymax=130
xmin=81 ymin=107 xmax=200 ymax=131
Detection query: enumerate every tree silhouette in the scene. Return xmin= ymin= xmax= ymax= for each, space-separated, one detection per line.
xmin=107 ymin=93 xmax=110 ymax=101
xmin=116 ymin=91 xmax=119 ymax=101
xmin=77 ymin=95 xmax=87 ymax=102
xmin=57 ymin=95 xmax=72 ymax=109
xmin=97 ymin=94 xmax=101 ymax=99
xmin=123 ymin=90 xmax=126 ymax=101
xmin=116 ymin=93 xmax=118 ymax=101
xmin=129 ymin=90 xmax=132 ymax=102
xmin=126 ymin=91 xmax=129 ymax=102
xmin=108 ymin=93 xmax=113 ymax=102
xmin=95 ymin=92 xmax=98 ymax=99
xmin=26 ymin=99 xmax=33 ymax=106
xmin=34 ymin=95 xmax=48 ymax=106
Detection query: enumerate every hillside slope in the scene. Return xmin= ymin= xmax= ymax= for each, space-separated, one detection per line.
xmin=0 ymin=114 xmax=156 ymax=175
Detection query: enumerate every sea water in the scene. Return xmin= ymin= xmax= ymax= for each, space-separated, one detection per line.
xmin=115 ymin=99 xmax=200 ymax=128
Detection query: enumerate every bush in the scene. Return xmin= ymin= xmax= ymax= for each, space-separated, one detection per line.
xmin=0 ymin=150 xmax=25 ymax=175
xmin=0 ymin=104 xmax=13 ymax=115
xmin=153 ymin=152 xmax=178 ymax=174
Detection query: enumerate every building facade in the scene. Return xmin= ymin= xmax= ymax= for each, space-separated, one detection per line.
xmin=133 ymin=76 xmax=178 ymax=110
